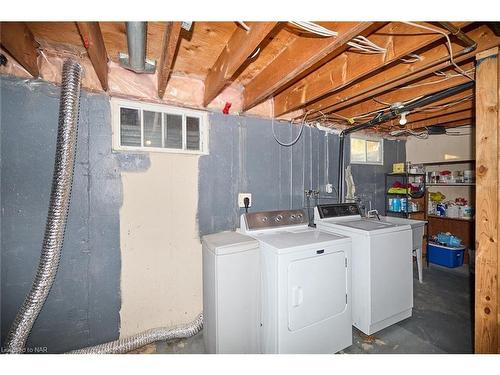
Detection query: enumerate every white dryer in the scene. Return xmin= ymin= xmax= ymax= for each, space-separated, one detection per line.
xmin=314 ymin=203 xmax=413 ymax=335
xmin=239 ymin=209 xmax=352 ymax=354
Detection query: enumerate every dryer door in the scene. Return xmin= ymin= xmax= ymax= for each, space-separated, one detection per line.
xmin=287 ymin=250 xmax=347 ymax=331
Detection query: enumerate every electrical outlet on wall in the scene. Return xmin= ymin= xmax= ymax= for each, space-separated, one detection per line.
xmin=238 ymin=193 xmax=252 ymax=208
xmin=325 ymin=184 xmax=333 ymax=194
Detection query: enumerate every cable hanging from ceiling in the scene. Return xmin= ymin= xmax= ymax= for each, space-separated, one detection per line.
xmin=271 ymin=97 xmax=309 ymax=147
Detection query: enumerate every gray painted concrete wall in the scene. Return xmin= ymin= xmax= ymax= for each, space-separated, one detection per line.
xmin=199 ymin=116 xmax=405 ymax=235
xmin=345 ymin=135 xmax=406 ymax=214
xmin=1 ymin=75 xmax=121 ymax=353
xmin=198 ymin=114 xmax=342 ymax=235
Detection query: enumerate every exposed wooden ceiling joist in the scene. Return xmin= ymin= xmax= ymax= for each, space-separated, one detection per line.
xmin=405 ymin=109 xmax=473 ymax=130
xmin=203 ymin=22 xmax=279 ymax=106
xmin=242 ymin=22 xmax=383 ymax=111
xmin=326 ymin=62 xmax=475 ymax=122
xmin=0 ymin=22 xmax=39 ymax=77
xmin=405 ymin=101 xmax=473 ymax=124
xmin=157 ymin=22 xmax=182 ymax=99
xmin=76 ymin=22 xmax=109 ymax=91
xmin=270 ymin=22 xmax=471 ymax=117
xmin=303 ymin=24 xmax=499 ymax=118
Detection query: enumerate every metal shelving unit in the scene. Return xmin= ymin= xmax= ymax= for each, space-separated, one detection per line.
xmin=384 ymin=172 xmax=426 ymax=218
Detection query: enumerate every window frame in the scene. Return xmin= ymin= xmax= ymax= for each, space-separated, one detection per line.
xmin=111 ymin=97 xmax=209 ymax=155
xmin=349 ymin=136 xmax=384 ymax=165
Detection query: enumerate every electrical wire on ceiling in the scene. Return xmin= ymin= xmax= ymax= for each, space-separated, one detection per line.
xmin=399 ymin=68 xmax=476 ymax=90
xmin=322 ymin=88 xmax=472 ymax=130
xmin=236 ymin=21 xmax=250 ymax=31
xmin=389 ymin=128 xmax=429 ymax=139
xmin=399 ymin=53 xmax=423 ymax=63
xmin=401 ymin=21 xmax=475 ymax=80
xmin=418 ymin=94 xmax=473 ymax=112
xmin=289 ymin=21 xmax=387 ymax=54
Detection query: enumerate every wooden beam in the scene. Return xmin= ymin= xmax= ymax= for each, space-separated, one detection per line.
xmin=305 ymin=25 xmax=500 ymax=117
xmin=157 ymin=22 xmax=182 ymax=99
xmin=404 ymin=109 xmax=473 ymax=130
xmin=76 ymin=22 xmax=109 ymax=91
xmin=203 ymin=22 xmax=278 ymax=107
xmin=242 ymin=22 xmax=381 ymax=111
xmin=322 ymin=62 xmax=475 ymax=121
xmin=405 ymin=118 xmax=473 ymax=130
xmin=271 ymin=22 xmax=471 ymax=116
xmin=474 ymin=46 xmax=499 ymax=354
xmin=337 ymin=89 xmax=474 ymax=127
xmin=403 ymin=101 xmax=472 ymax=125
xmin=0 ymin=22 xmax=39 ymax=77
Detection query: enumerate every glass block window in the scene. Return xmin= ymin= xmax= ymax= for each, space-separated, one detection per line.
xmin=112 ymin=98 xmax=208 ymax=154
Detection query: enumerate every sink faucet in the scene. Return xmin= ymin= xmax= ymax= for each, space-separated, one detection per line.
xmin=367 ymin=209 xmax=380 ymax=220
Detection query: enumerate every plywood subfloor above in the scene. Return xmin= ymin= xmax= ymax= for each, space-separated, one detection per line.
xmin=2 ymin=21 xmax=500 ymax=131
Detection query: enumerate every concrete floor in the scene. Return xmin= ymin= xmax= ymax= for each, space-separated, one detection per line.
xmin=130 ymin=262 xmax=473 ymax=354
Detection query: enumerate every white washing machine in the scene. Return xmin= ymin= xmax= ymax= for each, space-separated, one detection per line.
xmin=314 ymin=203 xmax=413 ymax=335
xmin=239 ymin=209 xmax=352 ymax=354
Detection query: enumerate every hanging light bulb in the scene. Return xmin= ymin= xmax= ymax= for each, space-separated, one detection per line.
xmin=399 ymin=111 xmax=409 ymax=126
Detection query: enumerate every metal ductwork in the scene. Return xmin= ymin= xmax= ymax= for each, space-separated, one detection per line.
xmin=119 ymin=21 xmax=156 ymax=74
xmin=3 ymin=59 xmax=83 ymax=354
xmin=69 ymin=313 xmax=203 ymax=354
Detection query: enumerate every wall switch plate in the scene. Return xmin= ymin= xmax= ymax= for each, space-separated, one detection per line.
xmin=325 ymin=184 xmax=333 ymax=194
xmin=238 ymin=193 xmax=252 ymax=208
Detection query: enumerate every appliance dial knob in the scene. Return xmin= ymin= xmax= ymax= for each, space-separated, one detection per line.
xmin=275 ymin=215 xmax=283 ymax=222
xmin=261 ymin=217 xmax=268 ymax=223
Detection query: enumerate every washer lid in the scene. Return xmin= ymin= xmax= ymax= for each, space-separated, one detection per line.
xmin=333 ymin=219 xmax=396 ymax=231
xmin=257 ymin=228 xmax=349 ymax=250
xmin=318 ymin=218 xmax=411 ymax=235
xmin=202 ymin=231 xmax=259 ymax=255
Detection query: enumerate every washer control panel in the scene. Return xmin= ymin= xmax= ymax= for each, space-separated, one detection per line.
xmin=244 ymin=209 xmax=307 ymax=230
xmin=316 ymin=203 xmax=360 ymax=219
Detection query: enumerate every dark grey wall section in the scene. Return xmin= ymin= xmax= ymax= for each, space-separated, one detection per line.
xmin=345 ymin=135 xmax=406 ymax=214
xmin=1 ymin=75 xmax=122 ymax=353
xmin=198 ymin=114 xmax=341 ymax=235
xmin=198 ymin=114 xmax=405 ymax=235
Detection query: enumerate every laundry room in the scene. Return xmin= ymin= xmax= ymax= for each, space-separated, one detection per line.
xmin=1 ymin=2 xmax=500 ymax=372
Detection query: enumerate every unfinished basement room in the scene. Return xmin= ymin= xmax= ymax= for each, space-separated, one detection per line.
xmin=1 ymin=1 xmax=500 ymax=372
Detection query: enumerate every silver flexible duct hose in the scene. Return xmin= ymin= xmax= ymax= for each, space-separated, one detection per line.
xmin=4 ymin=60 xmax=83 ymax=354
xmin=69 ymin=312 xmax=203 ymax=354
xmin=3 ymin=58 xmax=202 ymax=355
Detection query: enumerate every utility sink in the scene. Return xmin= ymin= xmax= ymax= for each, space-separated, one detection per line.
xmin=367 ymin=215 xmax=427 ymax=283
xmin=368 ymin=216 xmax=427 ymax=249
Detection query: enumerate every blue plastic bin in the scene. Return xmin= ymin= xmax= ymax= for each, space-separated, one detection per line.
xmin=427 ymin=242 xmax=465 ymax=268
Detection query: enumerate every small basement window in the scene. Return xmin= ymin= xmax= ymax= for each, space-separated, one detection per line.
xmin=111 ymin=98 xmax=209 ymax=154
xmin=350 ymin=137 xmax=383 ymax=165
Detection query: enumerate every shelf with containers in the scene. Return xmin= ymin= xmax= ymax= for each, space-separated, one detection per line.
xmin=423 ymin=160 xmax=475 ymax=263
xmin=384 ymin=171 xmax=426 ymax=219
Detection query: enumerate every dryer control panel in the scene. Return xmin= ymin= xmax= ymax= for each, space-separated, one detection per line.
xmin=316 ymin=203 xmax=360 ymax=219
xmin=242 ymin=209 xmax=308 ymax=230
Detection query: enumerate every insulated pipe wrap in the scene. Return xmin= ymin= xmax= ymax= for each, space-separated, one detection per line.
xmin=4 ymin=60 xmax=82 ymax=354
xmin=69 ymin=313 xmax=203 ymax=354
